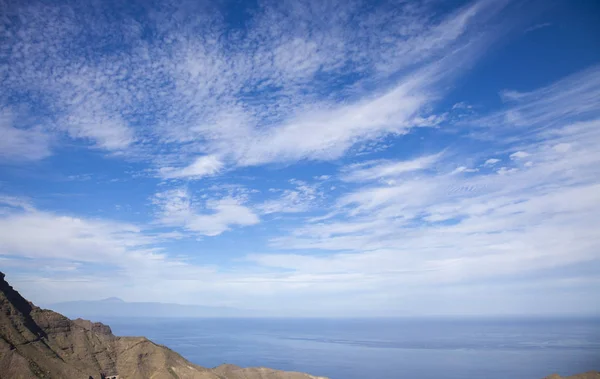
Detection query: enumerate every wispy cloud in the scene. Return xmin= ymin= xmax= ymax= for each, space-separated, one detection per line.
xmin=524 ymin=22 xmax=551 ymax=33
xmin=257 ymin=179 xmax=323 ymax=214
xmin=341 ymin=153 xmax=442 ymax=182
xmin=159 ymin=155 xmax=224 ymax=179
xmin=0 ymin=205 xmax=161 ymax=265
xmin=483 ymin=158 xmax=501 ymax=166
xmin=2 ymin=0 xmax=510 ymax=170
xmin=153 ymin=188 xmax=259 ymax=236
xmin=0 ymin=195 xmax=35 ymax=213
xmin=480 ymin=65 xmax=600 ymax=131
xmin=262 ymin=70 xmax=600 ymax=289
xmin=0 ymin=107 xmax=52 ymax=161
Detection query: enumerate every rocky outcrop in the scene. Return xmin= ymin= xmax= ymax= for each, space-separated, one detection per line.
xmin=72 ymin=319 xmax=113 ymax=335
xmin=0 ymin=271 xmax=327 ymax=379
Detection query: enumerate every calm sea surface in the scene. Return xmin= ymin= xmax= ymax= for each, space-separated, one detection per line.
xmin=104 ymin=317 xmax=600 ymax=379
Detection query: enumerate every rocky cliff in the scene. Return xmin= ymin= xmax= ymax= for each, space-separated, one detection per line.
xmin=0 ymin=272 xmax=328 ymax=379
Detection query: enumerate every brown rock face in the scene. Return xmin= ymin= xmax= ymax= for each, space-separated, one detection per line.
xmin=0 ymin=272 xmax=327 ymax=379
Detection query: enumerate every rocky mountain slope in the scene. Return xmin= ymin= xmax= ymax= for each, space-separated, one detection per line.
xmin=0 ymin=272 xmax=327 ymax=379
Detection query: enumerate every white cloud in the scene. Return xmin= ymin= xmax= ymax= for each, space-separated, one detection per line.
xmin=0 ymin=195 xmax=35 ymax=213
xmin=159 ymin=155 xmax=224 ymax=179
xmin=2 ymin=0 xmax=513 ymax=172
xmin=510 ymin=151 xmax=530 ymax=160
xmin=497 ymin=166 xmax=518 ymax=175
xmin=263 ymin=111 xmax=600 ymax=291
xmin=0 ymin=205 xmax=228 ymax=304
xmin=524 ymin=22 xmax=552 ymax=33
xmin=62 ymin=106 xmax=134 ymax=150
xmin=484 ymin=65 xmax=600 ymax=129
xmin=0 ymin=210 xmax=159 ymax=264
xmin=257 ymin=180 xmax=322 ymax=214
xmin=341 ymin=153 xmax=441 ymax=182
xmin=451 ymin=166 xmax=479 ymax=174
xmin=0 ymin=108 xmax=52 ymax=161
xmin=188 ymin=199 xmax=259 ymax=236
xmin=3 ymin=101 xmax=600 ymax=314
xmin=153 ymin=188 xmax=259 ymax=236
xmin=553 ymin=143 xmax=571 ymax=153
xmin=452 ymin=101 xmax=473 ymax=110
xmin=160 ymin=0 xmax=511 ymax=173
xmin=226 ymin=77 xmax=431 ymax=166
xmin=483 ymin=158 xmax=500 ymax=166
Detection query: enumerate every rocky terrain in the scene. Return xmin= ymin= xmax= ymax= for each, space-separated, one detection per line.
xmin=0 ymin=272 xmax=327 ymax=379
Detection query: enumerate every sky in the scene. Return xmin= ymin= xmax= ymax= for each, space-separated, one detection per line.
xmin=1 ymin=0 xmax=599 ymax=317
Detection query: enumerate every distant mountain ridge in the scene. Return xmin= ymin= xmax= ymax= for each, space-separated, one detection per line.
xmin=100 ymin=297 xmax=125 ymax=303
xmin=0 ymin=271 xmax=327 ymax=379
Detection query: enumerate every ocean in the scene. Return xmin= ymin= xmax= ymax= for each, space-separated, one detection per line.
xmin=105 ymin=317 xmax=600 ymax=379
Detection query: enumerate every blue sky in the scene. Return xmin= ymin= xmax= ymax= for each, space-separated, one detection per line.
xmin=1 ymin=0 xmax=599 ymax=316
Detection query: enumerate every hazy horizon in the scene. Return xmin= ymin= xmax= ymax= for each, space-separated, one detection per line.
xmin=32 ymin=292 xmax=600 ymax=319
